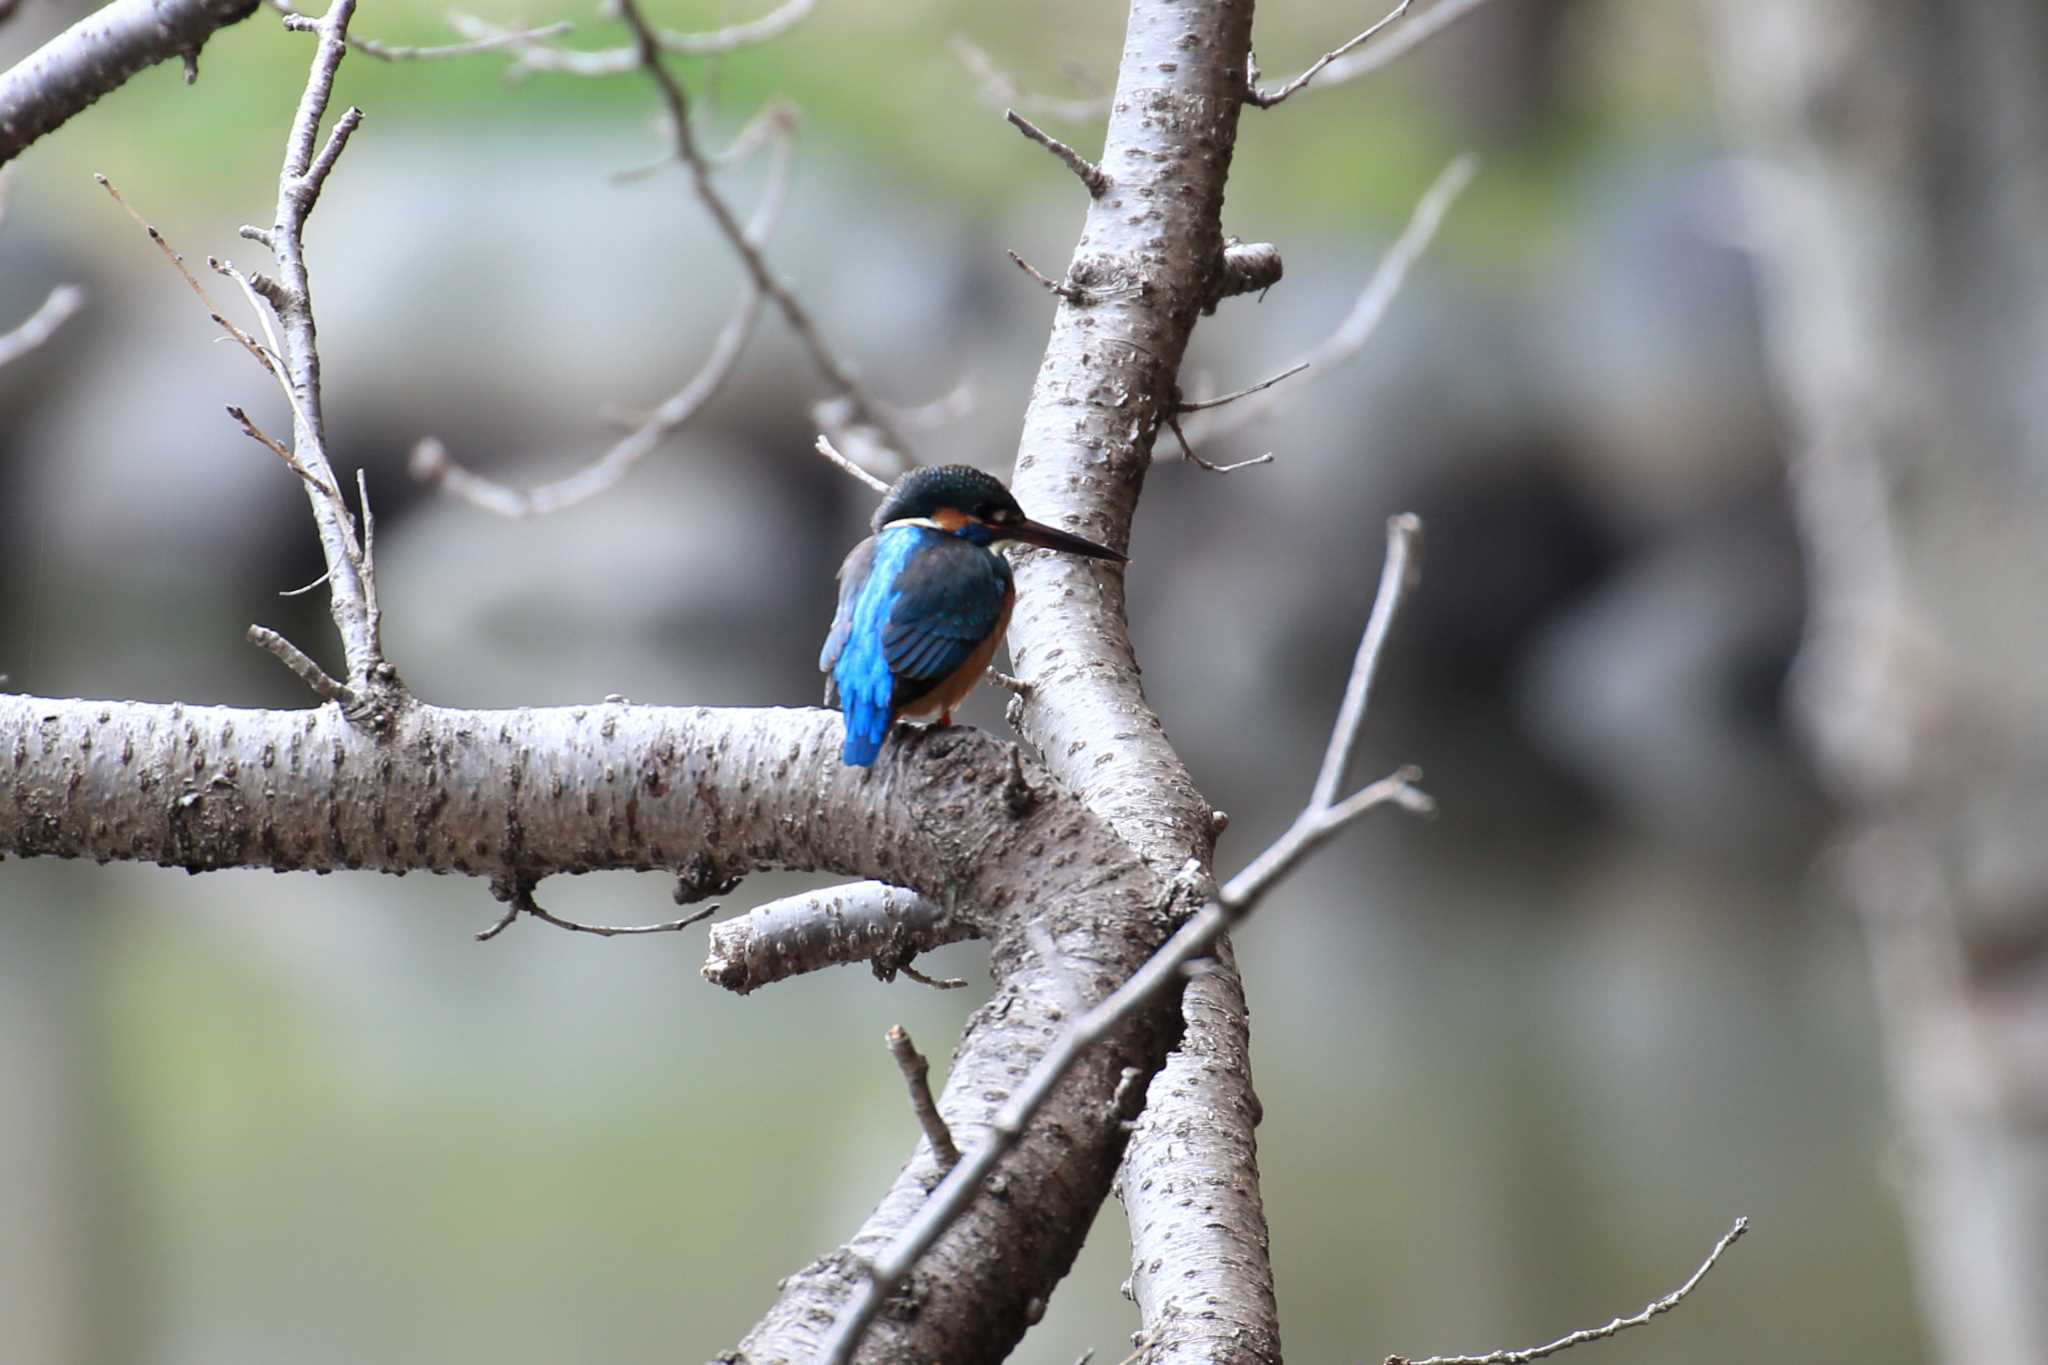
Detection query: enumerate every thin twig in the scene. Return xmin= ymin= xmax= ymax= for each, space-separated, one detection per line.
xmin=1314 ymin=0 xmax=1501 ymax=94
xmin=0 ymin=283 xmax=83 ymax=368
xmin=1005 ymin=109 xmax=1106 ymax=197
xmin=477 ymin=875 xmax=720 ymax=942
xmin=245 ymin=625 xmax=352 ymax=704
xmin=1388 ymin=1218 xmax=1751 ymax=1365
xmin=1165 ymin=412 xmax=1273 ymax=475
xmin=885 ymin=1026 xmax=960 ymax=1171
xmin=225 ymin=403 xmax=344 ymax=501
xmin=449 ymin=0 xmax=816 ymax=75
xmin=1183 ymin=153 xmax=1476 ymax=445
xmin=95 ymin=175 xmax=277 ymax=377
xmin=1313 ymin=513 xmax=1420 ymax=808
xmin=605 ymin=0 xmax=912 ymax=467
xmin=267 ymin=2 xmax=573 ymax=61
xmin=950 ymin=35 xmax=1110 ymax=124
xmin=1008 ymin=249 xmax=1084 ymax=303
xmin=1246 ymin=0 xmax=1413 ymax=108
xmin=415 ymin=108 xmax=794 ymax=517
xmin=817 ymin=516 xmax=1435 ymax=1365
xmin=814 ymin=434 xmax=891 ymax=494
xmin=898 ymin=962 xmax=969 ymax=991
xmin=1176 ymin=360 xmax=1309 ymax=412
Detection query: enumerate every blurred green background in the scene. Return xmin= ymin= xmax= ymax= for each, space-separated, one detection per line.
xmin=0 ymin=1 xmax=1921 ymax=1362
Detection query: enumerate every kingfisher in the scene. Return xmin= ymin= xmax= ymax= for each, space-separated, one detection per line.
xmin=820 ymin=464 xmax=1125 ymax=767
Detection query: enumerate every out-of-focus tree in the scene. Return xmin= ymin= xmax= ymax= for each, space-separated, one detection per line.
xmin=1708 ymin=3 xmax=2048 ymax=1361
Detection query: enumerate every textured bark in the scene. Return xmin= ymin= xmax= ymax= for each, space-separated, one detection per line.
xmin=1121 ymin=937 xmax=1279 ymax=1365
xmin=1707 ymin=3 xmax=2048 ymax=1361
xmin=0 ymin=698 xmax=1151 ymax=923
xmin=999 ymin=3 xmax=1280 ymax=1361
xmin=701 ymin=881 xmax=976 ymax=995
xmin=0 ymin=0 xmax=260 ymax=166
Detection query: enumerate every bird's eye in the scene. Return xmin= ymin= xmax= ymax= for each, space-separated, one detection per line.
xmin=984 ymin=504 xmax=1018 ymax=524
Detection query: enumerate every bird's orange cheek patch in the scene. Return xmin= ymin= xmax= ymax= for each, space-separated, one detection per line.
xmin=931 ymin=507 xmax=971 ymax=533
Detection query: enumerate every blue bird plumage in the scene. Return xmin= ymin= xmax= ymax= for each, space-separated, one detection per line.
xmin=821 ymin=465 xmax=1125 ymax=767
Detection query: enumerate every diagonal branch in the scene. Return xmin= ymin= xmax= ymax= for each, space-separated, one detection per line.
xmin=412 ymin=104 xmax=795 ymax=516
xmin=818 ymin=514 xmax=1434 ymax=1364
xmin=1245 ymin=0 xmax=1412 ymax=108
xmin=0 ymin=0 xmax=261 ymax=166
xmin=1181 ymin=152 xmax=1476 ymax=447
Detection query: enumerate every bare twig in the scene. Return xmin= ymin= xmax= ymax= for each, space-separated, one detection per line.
xmin=1005 ymin=109 xmax=1107 ymax=197
xmin=898 ymin=963 xmax=969 ymax=990
xmin=818 ymin=515 xmax=1435 ymax=1365
xmin=477 ymin=875 xmax=719 ymax=942
xmin=1246 ymin=0 xmax=1414 ymax=108
xmin=1312 ymin=0 xmax=1501 ymax=95
xmin=1164 ymin=412 xmax=1273 ymax=475
xmin=886 ymin=1025 xmax=960 ymax=1171
xmin=414 ymin=107 xmax=793 ymax=517
xmin=95 ymin=176 xmax=277 ymax=377
xmin=251 ymin=0 xmax=387 ymax=695
xmin=1177 ymin=361 xmax=1309 ymax=413
xmin=950 ymin=35 xmax=1110 ymax=124
xmin=1008 ymin=249 xmax=1085 ymax=303
xmin=449 ymin=0 xmax=816 ymax=75
xmin=813 ymin=434 xmax=891 ymax=494
xmin=245 ymin=624 xmax=351 ymax=704
xmin=1388 ymin=1218 xmax=1751 ymax=1365
xmin=225 ymin=403 xmax=343 ymax=501
xmin=1183 ymin=153 xmax=1476 ymax=445
xmin=701 ymin=880 xmax=977 ymax=995
xmin=608 ymin=0 xmax=912 ymax=467
xmin=0 ymin=284 xmax=83 ymax=368
xmin=267 ymin=1 xmax=571 ymax=60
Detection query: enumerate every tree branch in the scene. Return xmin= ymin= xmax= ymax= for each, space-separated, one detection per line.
xmin=243 ymin=0 xmax=389 ymax=703
xmin=1244 ymin=0 xmax=1412 ymax=108
xmin=701 ymin=880 xmax=978 ymax=995
xmin=886 ymin=1026 xmax=960 ymax=1172
xmin=0 ymin=698 xmax=1154 ymax=921
xmin=0 ymin=0 xmax=261 ymax=166
xmin=447 ymin=0 xmax=817 ymax=76
xmin=1387 ymin=1218 xmax=1750 ymax=1365
xmin=0 ymin=283 xmax=83 ymax=368
xmin=413 ymin=103 xmax=794 ymax=517
xmin=816 ymin=512 xmax=1432 ymax=1363
xmin=1181 ymin=152 xmax=1476 ymax=446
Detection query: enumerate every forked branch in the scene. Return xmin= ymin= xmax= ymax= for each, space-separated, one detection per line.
xmin=817 ymin=514 xmax=1437 ymax=1365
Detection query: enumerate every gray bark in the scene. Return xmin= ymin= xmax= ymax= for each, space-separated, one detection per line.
xmin=1000 ymin=2 xmax=1280 ymax=1360
xmin=0 ymin=0 xmax=259 ymax=166
xmin=1707 ymin=3 xmax=2048 ymax=1361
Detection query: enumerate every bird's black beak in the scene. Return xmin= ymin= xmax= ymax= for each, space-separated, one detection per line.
xmin=1004 ymin=518 xmax=1127 ymax=563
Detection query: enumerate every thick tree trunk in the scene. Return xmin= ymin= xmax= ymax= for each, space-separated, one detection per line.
xmin=1707 ymin=4 xmax=2048 ymax=1361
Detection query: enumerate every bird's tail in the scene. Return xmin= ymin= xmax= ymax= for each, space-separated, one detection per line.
xmin=840 ymin=698 xmax=891 ymax=767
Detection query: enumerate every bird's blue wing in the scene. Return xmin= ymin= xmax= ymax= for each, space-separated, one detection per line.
xmin=828 ymin=528 xmax=926 ymax=766
xmin=881 ymin=534 xmax=1012 ymax=701
xmin=820 ymin=536 xmax=877 ymax=708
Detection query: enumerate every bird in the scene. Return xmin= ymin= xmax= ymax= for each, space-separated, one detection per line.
xmin=820 ymin=464 xmax=1126 ymax=767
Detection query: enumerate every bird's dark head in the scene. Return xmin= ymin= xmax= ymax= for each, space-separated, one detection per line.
xmin=872 ymin=464 xmax=1126 ymax=562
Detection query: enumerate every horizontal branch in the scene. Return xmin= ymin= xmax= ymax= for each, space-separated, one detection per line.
xmin=0 ymin=699 xmax=1149 ymax=924
xmin=0 ymin=0 xmax=260 ymax=165
xmin=701 ymin=880 xmax=978 ymax=995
